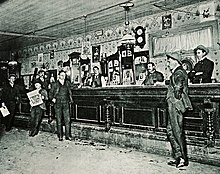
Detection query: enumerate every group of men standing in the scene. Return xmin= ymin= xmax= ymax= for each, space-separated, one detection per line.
xmin=0 ymin=44 xmax=214 ymax=168
xmin=139 ymin=44 xmax=214 ymax=168
xmin=0 ymin=68 xmax=73 ymax=142
xmin=165 ymin=45 xmax=214 ymax=168
xmin=32 ymin=69 xmax=73 ymax=141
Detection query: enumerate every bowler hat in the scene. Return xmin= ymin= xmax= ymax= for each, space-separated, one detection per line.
xmin=166 ymin=54 xmax=182 ymax=65
xmin=38 ymin=69 xmax=46 ymax=74
xmin=8 ymin=74 xmax=17 ymax=79
xmin=181 ymin=59 xmax=193 ymax=71
xmin=33 ymin=79 xmax=43 ymax=86
xmin=194 ymin=45 xmax=209 ymax=55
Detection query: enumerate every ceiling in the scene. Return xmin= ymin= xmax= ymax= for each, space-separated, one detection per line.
xmin=0 ymin=0 xmax=206 ymax=52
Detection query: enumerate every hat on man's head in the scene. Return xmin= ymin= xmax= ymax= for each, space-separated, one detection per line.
xmin=166 ymin=53 xmax=182 ymax=65
xmin=194 ymin=45 xmax=209 ymax=55
xmin=9 ymin=74 xmax=17 ymax=79
xmin=33 ymin=79 xmax=43 ymax=86
xmin=58 ymin=69 xmax=66 ymax=75
xmin=93 ymin=66 xmax=99 ymax=70
xmin=38 ymin=69 xmax=46 ymax=74
xmin=181 ymin=59 xmax=193 ymax=71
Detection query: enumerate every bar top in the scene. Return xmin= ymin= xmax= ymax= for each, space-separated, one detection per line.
xmin=74 ymin=83 xmax=220 ymax=90
xmin=71 ymin=83 xmax=220 ymax=100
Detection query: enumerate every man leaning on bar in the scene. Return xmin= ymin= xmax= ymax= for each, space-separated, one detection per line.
xmin=188 ymin=45 xmax=214 ymax=84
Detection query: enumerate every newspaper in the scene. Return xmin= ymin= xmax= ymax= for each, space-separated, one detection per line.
xmin=27 ymin=89 xmax=43 ymax=107
xmin=0 ymin=106 xmax=10 ymax=117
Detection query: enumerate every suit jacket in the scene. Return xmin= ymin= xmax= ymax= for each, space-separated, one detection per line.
xmin=188 ymin=57 xmax=214 ymax=83
xmin=166 ymin=66 xmax=193 ymax=113
xmin=91 ymin=74 xmax=102 ymax=87
xmin=1 ymin=82 xmax=20 ymax=105
xmin=39 ymin=89 xmax=48 ymax=110
xmin=49 ymin=80 xmax=73 ymax=103
xmin=142 ymin=70 xmax=164 ymax=85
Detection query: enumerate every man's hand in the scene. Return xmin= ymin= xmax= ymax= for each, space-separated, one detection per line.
xmin=195 ymin=72 xmax=203 ymax=76
xmin=52 ymin=98 xmax=56 ymax=103
xmin=2 ymin=102 xmax=6 ymax=108
xmin=174 ymin=90 xmax=181 ymax=100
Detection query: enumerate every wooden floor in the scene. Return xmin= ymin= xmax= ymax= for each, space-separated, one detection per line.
xmin=0 ymin=127 xmax=220 ymax=174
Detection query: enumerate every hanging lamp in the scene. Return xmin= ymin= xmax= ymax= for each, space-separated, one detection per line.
xmin=120 ymin=2 xmax=135 ymax=45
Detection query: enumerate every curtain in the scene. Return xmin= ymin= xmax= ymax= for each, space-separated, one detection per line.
xmin=153 ymin=28 xmax=212 ymax=56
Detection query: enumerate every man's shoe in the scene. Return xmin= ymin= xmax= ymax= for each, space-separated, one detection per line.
xmin=5 ymin=127 xmax=11 ymax=132
xmin=65 ymin=137 xmax=73 ymax=141
xmin=29 ymin=131 xmax=33 ymax=137
xmin=184 ymin=160 xmax=189 ymax=166
xmin=176 ymin=157 xmax=185 ymax=168
xmin=59 ymin=138 xmax=63 ymax=141
xmin=167 ymin=160 xmax=176 ymax=166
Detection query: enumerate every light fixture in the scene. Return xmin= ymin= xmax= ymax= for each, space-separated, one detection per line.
xmin=8 ymin=52 xmax=18 ymax=67
xmin=81 ymin=15 xmax=91 ymax=59
xmin=120 ymin=2 xmax=135 ymax=45
xmin=8 ymin=60 xmax=18 ymax=66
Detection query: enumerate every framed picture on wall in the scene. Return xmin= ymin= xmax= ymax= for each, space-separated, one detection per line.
xmin=122 ymin=69 xmax=134 ymax=85
xmin=38 ymin=53 xmax=44 ymax=62
xmin=162 ymin=14 xmax=172 ymax=30
xmin=21 ymin=74 xmax=33 ymax=89
xmin=47 ymin=70 xmax=57 ymax=82
xmin=134 ymin=51 xmax=149 ymax=83
xmin=92 ymin=45 xmax=101 ymax=63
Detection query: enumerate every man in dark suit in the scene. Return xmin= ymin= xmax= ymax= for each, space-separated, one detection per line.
xmin=188 ymin=45 xmax=214 ymax=83
xmin=1 ymin=74 xmax=20 ymax=131
xmin=166 ymin=54 xmax=193 ymax=168
xmin=49 ymin=70 xmax=73 ymax=141
xmin=90 ymin=66 xmax=105 ymax=87
xmin=142 ymin=62 xmax=164 ymax=85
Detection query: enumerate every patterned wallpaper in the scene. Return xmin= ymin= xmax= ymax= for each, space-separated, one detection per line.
xmin=16 ymin=1 xmax=220 ymax=81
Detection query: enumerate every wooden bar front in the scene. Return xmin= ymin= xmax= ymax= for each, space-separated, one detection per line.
xmin=71 ymin=84 xmax=220 ymax=146
xmin=16 ymin=84 xmax=220 ymax=146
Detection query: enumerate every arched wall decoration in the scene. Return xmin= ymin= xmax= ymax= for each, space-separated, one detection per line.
xmin=34 ymin=47 xmax=38 ymax=52
xmin=46 ymin=44 xmax=51 ymax=50
xmin=53 ymin=42 xmax=58 ymax=49
xmin=28 ymin=48 xmax=33 ymax=54
xmin=16 ymin=1 xmax=220 ymax=76
xmin=39 ymin=45 xmax=45 ymax=51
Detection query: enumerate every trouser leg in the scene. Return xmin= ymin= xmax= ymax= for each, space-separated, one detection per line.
xmin=167 ymin=119 xmax=181 ymax=159
xmin=0 ymin=114 xmax=4 ymax=136
xmin=167 ymin=101 xmax=187 ymax=161
xmin=54 ymin=104 xmax=63 ymax=139
xmin=4 ymin=102 xmax=16 ymax=131
xmin=63 ymin=103 xmax=71 ymax=138
xmin=33 ymin=107 xmax=43 ymax=136
xmin=29 ymin=107 xmax=37 ymax=136
xmin=48 ymin=102 xmax=54 ymax=123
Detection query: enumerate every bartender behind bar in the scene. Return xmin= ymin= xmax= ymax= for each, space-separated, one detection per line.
xmin=188 ymin=45 xmax=214 ymax=83
xmin=142 ymin=62 xmax=164 ymax=85
xmin=90 ymin=66 xmax=106 ymax=87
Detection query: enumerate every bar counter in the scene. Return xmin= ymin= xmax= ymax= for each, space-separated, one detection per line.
xmin=16 ymin=83 xmax=220 ymax=147
xmin=72 ymin=84 xmax=220 ymax=146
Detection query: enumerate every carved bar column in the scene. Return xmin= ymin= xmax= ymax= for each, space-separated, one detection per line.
xmin=204 ymin=98 xmax=215 ymax=147
xmin=103 ymin=98 xmax=113 ymax=132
